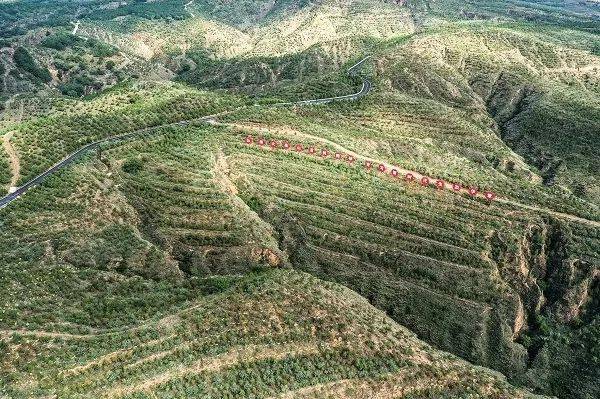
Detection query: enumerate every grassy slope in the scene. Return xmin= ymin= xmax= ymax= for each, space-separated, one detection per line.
xmin=0 ymin=89 xmax=596 ymax=397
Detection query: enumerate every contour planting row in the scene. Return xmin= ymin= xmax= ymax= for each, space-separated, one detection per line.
xmin=226 ymin=125 xmax=551 ymax=227
xmin=229 ymin=116 xmax=590 ymax=225
xmin=241 ymin=166 xmax=486 ymax=253
xmin=299 ymin=249 xmax=498 ymax=365
xmin=52 ymin=331 xmax=317 ymax=396
xmin=8 ymin=271 xmax=462 ymax=398
xmin=234 ymin=104 xmax=597 ymax=221
xmin=301 ymin=227 xmax=502 ymax=305
xmin=238 ymin=155 xmax=513 ymax=239
xmin=242 ymin=134 xmax=498 ymax=201
xmin=233 ymin=154 xmax=508 ymax=275
xmin=232 ymin=170 xmax=526 ymax=266
xmin=226 ymin=138 xmax=520 ymax=299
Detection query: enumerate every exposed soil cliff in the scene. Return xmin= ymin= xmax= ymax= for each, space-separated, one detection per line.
xmin=490 ymin=217 xmax=599 ymax=396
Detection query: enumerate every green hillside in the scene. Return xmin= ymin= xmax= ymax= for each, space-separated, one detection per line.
xmin=376 ymin=24 xmax=600 ymax=204
xmin=1 ymin=86 xmax=597 ymax=396
xmin=0 ymin=0 xmax=598 ymax=398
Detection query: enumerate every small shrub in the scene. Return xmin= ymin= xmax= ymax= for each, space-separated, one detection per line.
xmin=122 ymin=157 xmax=144 ymax=173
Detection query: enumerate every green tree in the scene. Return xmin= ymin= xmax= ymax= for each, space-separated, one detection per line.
xmin=13 ymin=46 xmax=51 ymax=83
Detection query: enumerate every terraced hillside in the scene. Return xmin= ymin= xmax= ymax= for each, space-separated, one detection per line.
xmin=214 ymin=96 xmax=599 ymax=397
xmin=1 ymin=86 xmax=597 ymax=397
xmin=0 ymin=0 xmax=598 ymax=398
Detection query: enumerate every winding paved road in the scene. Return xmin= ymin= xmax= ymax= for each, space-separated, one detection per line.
xmin=0 ymin=56 xmax=373 ymax=209
xmin=275 ymin=56 xmax=372 ymax=106
xmin=0 ymin=115 xmax=218 ymax=208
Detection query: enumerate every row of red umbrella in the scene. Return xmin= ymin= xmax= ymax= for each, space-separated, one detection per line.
xmin=244 ymin=135 xmax=496 ymax=201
